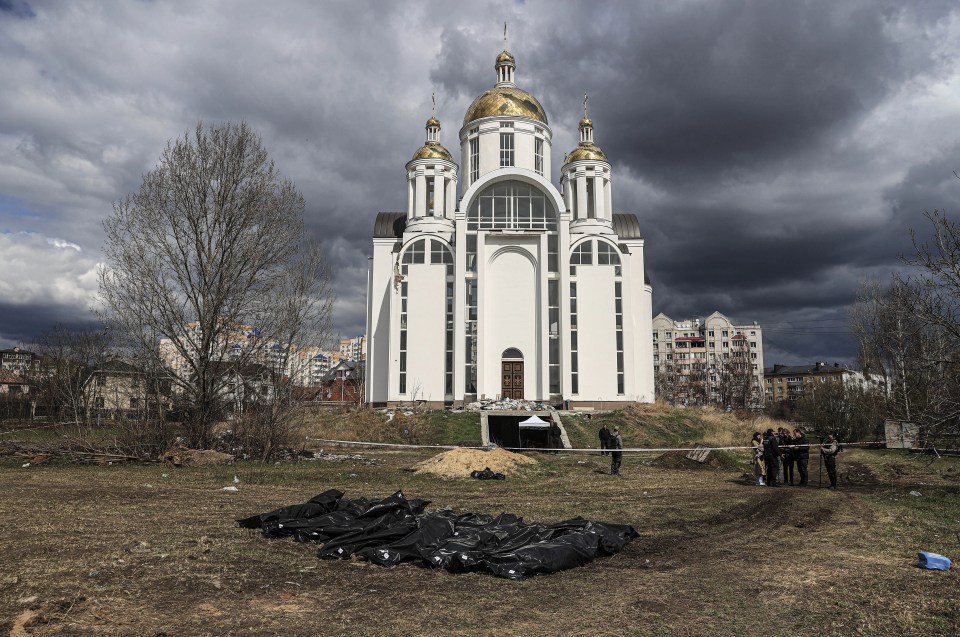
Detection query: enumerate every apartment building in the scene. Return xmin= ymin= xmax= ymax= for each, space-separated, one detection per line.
xmin=652 ymin=312 xmax=764 ymax=406
xmin=339 ymin=336 xmax=366 ymax=362
xmin=0 ymin=347 xmax=37 ymax=374
xmin=764 ymin=362 xmax=885 ymax=402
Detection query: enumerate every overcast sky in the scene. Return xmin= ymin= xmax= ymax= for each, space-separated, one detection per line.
xmin=2 ymin=0 xmax=959 ymax=365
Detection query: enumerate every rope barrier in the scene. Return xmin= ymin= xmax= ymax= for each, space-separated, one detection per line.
xmin=305 ymin=437 xmax=889 ymax=454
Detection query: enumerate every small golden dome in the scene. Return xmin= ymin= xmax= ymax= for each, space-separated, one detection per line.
xmin=496 ymin=50 xmax=515 ymax=66
xmin=411 ymin=142 xmax=453 ymax=162
xmin=565 ymin=143 xmax=607 ymax=164
xmin=463 ymin=86 xmax=548 ymax=126
xmin=425 ymin=115 xmax=440 ymax=129
xmin=579 ymin=117 xmax=593 ymax=128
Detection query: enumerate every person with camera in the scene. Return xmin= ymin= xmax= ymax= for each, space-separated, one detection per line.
xmin=792 ymin=428 xmax=810 ymax=486
xmin=821 ymin=433 xmax=840 ymax=489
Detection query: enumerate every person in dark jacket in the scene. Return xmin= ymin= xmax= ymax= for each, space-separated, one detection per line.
xmin=598 ymin=423 xmax=611 ymax=456
xmin=821 ymin=434 xmax=840 ymax=489
xmin=779 ymin=427 xmax=795 ymax=485
xmin=762 ymin=429 xmax=781 ymax=487
xmin=609 ymin=427 xmax=623 ymax=475
xmin=793 ymin=429 xmax=810 ymax=486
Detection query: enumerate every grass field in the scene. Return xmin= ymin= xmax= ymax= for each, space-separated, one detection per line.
xmin=2 ymin=412 xmax=959 ymax=636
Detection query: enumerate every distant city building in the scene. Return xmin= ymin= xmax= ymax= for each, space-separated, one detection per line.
xmin=764 ymin=362 xmax=886 ymax=402
xmin=339 ymin=336 xmax=366 ymax=362
xmin=652 ymin=312 xmax=764 ymax=406
xmin=0 ymin=347 xmax=37 ymax=374
xmin=158 ymin=323 xmax=336 ymax=389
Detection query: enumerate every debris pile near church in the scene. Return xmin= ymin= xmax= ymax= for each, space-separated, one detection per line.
xmin=412 ymin=447 xmax=536 ymax=479
xmin=238 ymin=489 xmax=637 ymax=580
xmin=464 ymin=398 xmax=556 ymax=411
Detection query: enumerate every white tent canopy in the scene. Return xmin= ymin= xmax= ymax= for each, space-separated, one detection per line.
xmin=518 ymin=415 xmax=550 ymax=428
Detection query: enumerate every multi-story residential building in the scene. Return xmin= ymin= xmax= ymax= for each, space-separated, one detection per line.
xmin=652 ymin=312 xmax=764 ymax=406
xmin=764 ymin=362 xmax=886 ymax=402
xmin=339 ymin=336 xmax=366 ymax=362
xmin=0 ymin=347 xmax=37 ymax=374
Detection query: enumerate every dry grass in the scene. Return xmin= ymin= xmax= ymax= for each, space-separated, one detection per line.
xmin=1 ymin=446 xmax=958 ymax=636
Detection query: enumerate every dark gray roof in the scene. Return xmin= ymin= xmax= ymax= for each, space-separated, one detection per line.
xmin=765 ymin=363 xmax=854 ymax=376
xmin=612 ymin=213 xmax=642 ymax=240
xmin=373 ymin=212 xmax=407 ymax=238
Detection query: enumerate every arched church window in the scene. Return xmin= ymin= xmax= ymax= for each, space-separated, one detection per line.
xmin=467 ymin=180 xmax=557 ymax=231
xmin=401 ymin=239 xmax=426 ymax=264
xmin=596 ymin=242 xmax=620 ymax=265
xmin=502 ymin=348 xmax=523 ymax=359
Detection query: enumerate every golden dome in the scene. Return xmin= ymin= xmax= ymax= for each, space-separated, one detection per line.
xmin=496 ymin=50 xmax=515 ymax=66
xmin=579 ymin=117 xmax=593 ymax=128
xmin=463 ymin=86 xmax=548 ymax=126
xmin=411 ymin=141 xmax=453 ymax=162
xmin=565 ymin=143 xmax=607 ymax=164
xmin=425 ymin=115 xmax=440 ymax=129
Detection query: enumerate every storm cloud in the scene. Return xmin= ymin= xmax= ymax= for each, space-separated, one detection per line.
xmin=2 ymin=0 xmax=959 ymax=365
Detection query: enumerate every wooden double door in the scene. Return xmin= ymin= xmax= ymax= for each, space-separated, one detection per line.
xmin=501 ymin=361 xmax=524 ymax=400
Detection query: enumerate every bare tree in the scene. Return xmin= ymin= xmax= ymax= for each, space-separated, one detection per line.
xmin=31 ymin=324 xmax=114 ymax=424
xmin=100 ymin=122 xmax=333 ymax=449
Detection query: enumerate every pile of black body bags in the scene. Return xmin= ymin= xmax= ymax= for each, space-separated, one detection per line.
xmin=238 ymin=489 xmax=638 ymax=580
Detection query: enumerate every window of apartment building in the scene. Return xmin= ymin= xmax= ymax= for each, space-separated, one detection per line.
xmin=499 ymin=132 xmax=514 ymax=167
xmin=666 ymin=354 xmax=672 ymax=361
xmin=535 ymin=137 xmax=544 ymax=175
xmin=722 ymin=341 xmax=728 ymax=349
xmin=751 ymin=353 xmax=758 ymax=360
xmin=722 ymin=330 xmax=728 ymax=337
xmin=749 ymin=341 xmax=756 ymax=348
xmin=750 ymin=331 xmax=756 ymax=336
xmin=709 ymin=342 xmax=715 ymax=349
xmin=666 ymin=332 xmax=672 ymax=339
xmin=469 ymin=137 xmax=479 ymax=183
xmin=753 ymin=364 xmax=758 ymax=371
xmin=666 ymin=343 xmax=672 ymax=350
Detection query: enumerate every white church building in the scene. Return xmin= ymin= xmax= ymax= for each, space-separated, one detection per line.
xmin=365 ymin=45 xmax=655 ymax=407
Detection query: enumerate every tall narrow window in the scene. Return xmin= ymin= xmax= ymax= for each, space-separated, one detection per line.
xmin=469 ymin=137 xmax=479 ymax=183
xmin=615 ymin=281 xmax=624 ymax=395
xmin=547 ymin=234 xmax=558 ymax=273
xmin=399 ymin=281 xmax=408 ymax=394
xmin=426 ymin=179 xmax=435 ymax=216
xmin=586 ymin=178 xmax=595 ymax=218
xmin=535 ymin=137 xmax=544 ymax=175
xmin=464 ymin=279 xmax=478 ymax=394
xmin=445 ymin=278 xmax=454 ymax=396
xmin=570 ymin=282 xmax=579 ymax=394
xmin=500 ymin=133 xmax=514 ymax=167
xmin=466 ymin=234 xmax=477 ymax=273
xmin=548 ymin=279 xmax=560 ymax=394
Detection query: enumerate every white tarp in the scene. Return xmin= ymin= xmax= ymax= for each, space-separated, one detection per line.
xmin=518 ymin=415 xmax=550 ymax=428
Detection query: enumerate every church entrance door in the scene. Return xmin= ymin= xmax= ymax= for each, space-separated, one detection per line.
xmin=501 ymin=348 xmax=524 ymax=400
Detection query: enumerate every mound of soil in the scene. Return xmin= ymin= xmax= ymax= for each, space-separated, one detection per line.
xmin=162 ymin=445 xmax=234 ymax=467
xmin=412 ymin=447 xmax=537 ymax=479
xmin=650 ymin=449 xmax=741 ymax=471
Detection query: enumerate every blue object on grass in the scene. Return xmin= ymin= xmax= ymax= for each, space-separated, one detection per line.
xmin=917 ymin=551 xmax=951 ymax=570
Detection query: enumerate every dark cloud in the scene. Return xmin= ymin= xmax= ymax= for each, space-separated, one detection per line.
xmin=1 ymin=0 xmax=959 ymax=366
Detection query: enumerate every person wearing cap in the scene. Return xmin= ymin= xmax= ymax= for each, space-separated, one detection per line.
xmin=609 ymin=427 xmax=623 ymax=475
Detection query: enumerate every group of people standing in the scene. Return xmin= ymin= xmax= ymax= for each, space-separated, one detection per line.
xmin=598 ymin=423 xmax=623 ymax=475
xmin=752 ymin=428 xmax=840 ymax=489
